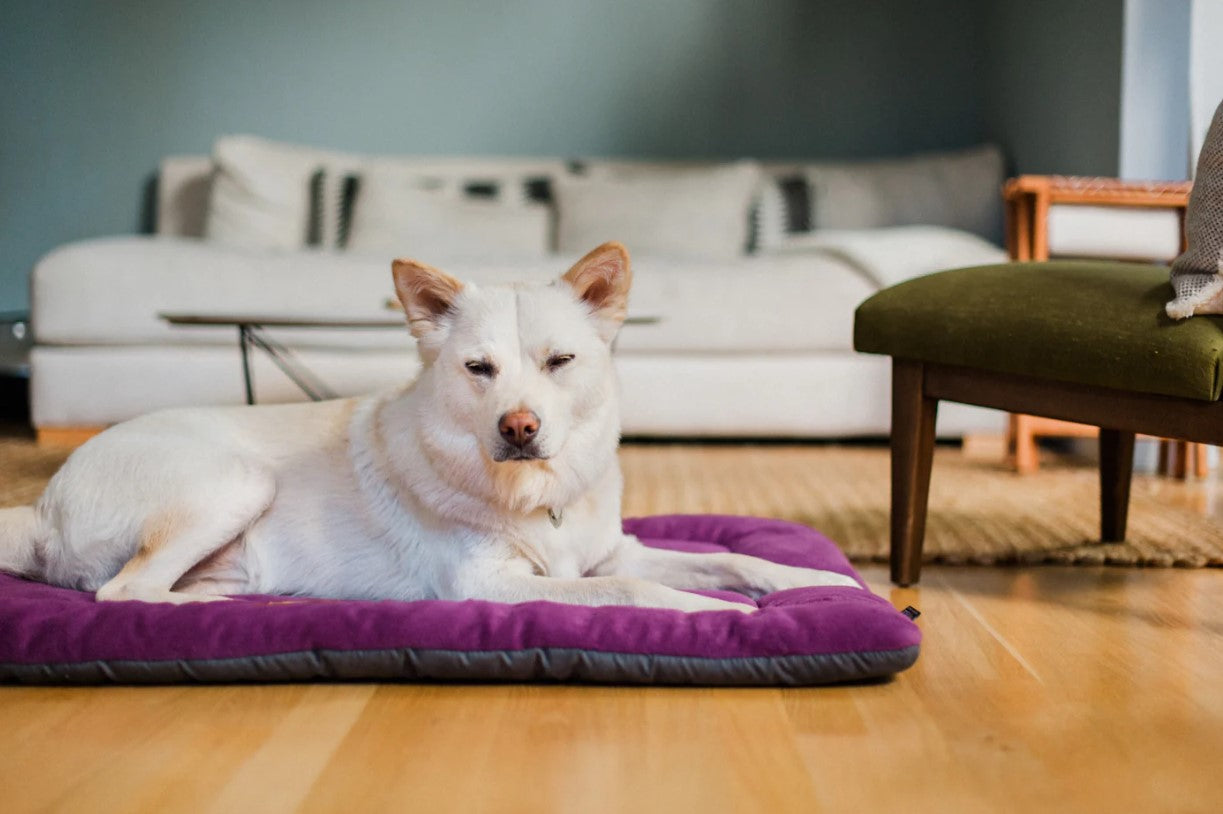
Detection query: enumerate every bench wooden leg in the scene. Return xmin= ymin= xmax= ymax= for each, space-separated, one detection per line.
xmin=1099 ymin=428 xmax=1135 ymax=542
xmin=1157 ymin=439 xmax=1209 ymax=479
xmin=1194 ymin=443 xmax=1210 ymax=478
xmin=1011 ymin=414 xmax=1041 ymax=474
xmin=891 ymin=359 xmax=939 ymax=587
xmin=1173 ymin=439 xmax=1189 ymax=478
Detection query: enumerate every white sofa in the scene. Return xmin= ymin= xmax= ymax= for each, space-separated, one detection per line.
xmin=29 ymin=140 xmax=1011 ymax=438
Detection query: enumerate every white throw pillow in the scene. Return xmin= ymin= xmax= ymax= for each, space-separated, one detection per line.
xmin=346 ymin=175 xmax=551 ymax=259
xmin=205 ymin=135 xmax=358 ymax=250
xmin=805 ymin=145 xmax=1005 ymax=243
xmin=553 ymin=162 xmax=763 ymax=260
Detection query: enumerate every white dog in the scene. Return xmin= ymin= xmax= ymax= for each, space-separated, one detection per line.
xmin=0 ymin=242 xmax=858 ymax=611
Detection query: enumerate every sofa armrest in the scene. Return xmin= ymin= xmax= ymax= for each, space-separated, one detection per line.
xmin=1004 ymin=174 xmax=1192 ymax=261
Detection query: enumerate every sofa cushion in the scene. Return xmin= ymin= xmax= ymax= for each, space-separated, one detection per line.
xmin=854 ymin=261 xmax=1223 ymax=401
xmin=30 ymin=344 xmax=1003 ymax=436
xmin=805 ymin=144 xmax=1005 ymax=244
xmin=205 ymin=135 xmax=359 ymax=250
xmin=32 ymin=237 xmax=420 ymax=352
xmin=346 ymin=176 xmax=551 ymax=258
xmin=31 ymin=237 xmax=874 ymax=355
xmin=554 ymin=162 xmax=763 ymax=260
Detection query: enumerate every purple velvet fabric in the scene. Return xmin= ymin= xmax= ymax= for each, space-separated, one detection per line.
xmin=0 ymin=514 xmax=920 ymax=684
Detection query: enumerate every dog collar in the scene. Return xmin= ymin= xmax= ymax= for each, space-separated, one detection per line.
xmin=547 ymin=507 xmax=564 ymax=529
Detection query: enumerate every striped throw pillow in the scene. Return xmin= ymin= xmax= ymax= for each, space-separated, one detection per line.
xmin=309 ymin=171 xmax=566 ymax=250
xmin=748 ymin=175 xmax=813 ymax=253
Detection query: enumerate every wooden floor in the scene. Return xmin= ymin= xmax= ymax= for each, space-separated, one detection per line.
xmin=4 ymin=562 xmax=1223 ymax=814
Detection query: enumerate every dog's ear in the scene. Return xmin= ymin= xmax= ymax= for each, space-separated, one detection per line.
xmin=392 ymin=258 xmax=465 ymax=351
xmin=561 ymin=241 xmax=632 ymax=342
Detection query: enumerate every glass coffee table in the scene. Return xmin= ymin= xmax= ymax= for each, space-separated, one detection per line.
xmin=160 ymin=313 xmax=406 ymax=404
xmin=161 ymin=312 xmax=659 ymax=405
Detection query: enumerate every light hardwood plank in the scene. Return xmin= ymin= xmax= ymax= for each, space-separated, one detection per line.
xmin=300 ymin=684 xmax=820 ymax=814
xmin=204 ymin=685 xmax=376 ymax=814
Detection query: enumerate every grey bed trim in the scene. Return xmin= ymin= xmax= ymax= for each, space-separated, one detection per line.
xmin=0 ymin=644 xmax=920 ymax=686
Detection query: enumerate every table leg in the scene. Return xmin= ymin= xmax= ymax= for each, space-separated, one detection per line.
xmin=245 ymin=326 xmax=338 ymax=401
xmin=239 ymin=324 xmax=255 ymax=405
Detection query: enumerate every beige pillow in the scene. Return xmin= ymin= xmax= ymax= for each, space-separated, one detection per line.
xmin=553 ymin=162 xmax=763 ymax=260
xmin=205 ymin=135 xmax=358 ymax=250
xmin=805 ymin=145 xmax=1004 ymax=243
xmin=346 ymin=175 xmax=551 ymax=259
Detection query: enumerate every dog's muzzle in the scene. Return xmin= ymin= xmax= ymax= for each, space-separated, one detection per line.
xmin=493 ymin=443 xmax=548 ymax=462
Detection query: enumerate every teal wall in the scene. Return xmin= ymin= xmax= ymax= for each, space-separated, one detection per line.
xmin=1 ymin=0 xmax=1125 ymax=312
xmin=981 ymin=0 xmax=1125 ymax=179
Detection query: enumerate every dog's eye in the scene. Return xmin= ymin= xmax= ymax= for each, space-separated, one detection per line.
xmin=546 ymin=354 xmax=575 ymax=371
xmin=464 ymin=360 xmax=496 ymax=377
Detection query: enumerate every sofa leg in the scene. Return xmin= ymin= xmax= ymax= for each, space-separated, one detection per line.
xmin=1173 ymin=440 xmax=1189 ymax=478
xmin=1099 ymin=428 xmax=1135 ymax=542
xmin=1157 ymin=439 xmax=1171 ymax=475
xmin=891 ymin=360 xmax=939 ymax=587
xmin=36 ymin=426 xmax=106 ymax=448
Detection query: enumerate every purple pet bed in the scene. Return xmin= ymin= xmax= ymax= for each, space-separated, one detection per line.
xmin=0 ymin=514 xmax=920 ymax=686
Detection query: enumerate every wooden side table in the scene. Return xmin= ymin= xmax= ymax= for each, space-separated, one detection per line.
xmin=1001 ymin=175 xmax=1206 ymax=477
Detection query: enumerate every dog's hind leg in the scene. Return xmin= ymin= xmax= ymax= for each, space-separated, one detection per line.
xmin=95 ymin=462 xmax=276 ymax=605
xmin=597 ymin=538 xmax=861 ymax=598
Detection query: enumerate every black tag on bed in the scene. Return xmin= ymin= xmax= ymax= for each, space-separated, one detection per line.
xmin=901 ymin=606 xmax=921 ymax=620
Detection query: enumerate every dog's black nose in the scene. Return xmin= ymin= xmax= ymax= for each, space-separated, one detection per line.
xmin=498 ymin=410 xmax=540 ymax=448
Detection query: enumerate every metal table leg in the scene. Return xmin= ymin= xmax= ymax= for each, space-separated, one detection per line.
xmin=244 ymin=325 xmax=338 ymax=402
xmin=239 ymin=324 xmax=255 ymax=405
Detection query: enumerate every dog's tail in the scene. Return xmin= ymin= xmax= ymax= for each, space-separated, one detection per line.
xmin=0 ymin=505 xmax=43 ymax=578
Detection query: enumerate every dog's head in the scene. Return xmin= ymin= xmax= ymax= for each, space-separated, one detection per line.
xmin=391 ymin=243 xmax=631 ymax=510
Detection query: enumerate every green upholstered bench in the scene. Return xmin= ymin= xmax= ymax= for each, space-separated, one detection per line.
xmin=854 ymin=260 xmax=1223 ymax=586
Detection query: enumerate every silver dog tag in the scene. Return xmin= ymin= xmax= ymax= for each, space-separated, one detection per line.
xmin=547 ymin=507 xmax=564 ymax=528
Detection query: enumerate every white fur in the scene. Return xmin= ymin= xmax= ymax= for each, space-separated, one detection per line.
xmin=0 ymin=243 xmax=859 ymax=610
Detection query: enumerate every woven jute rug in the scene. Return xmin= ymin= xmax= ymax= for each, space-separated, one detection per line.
xmin=619 ymin=443 xmax=1223 ymax=568
xmin=3 ymin=427 xmax=1220 ymax=567
xmin=0 ymin=427 xmax=69 ymax=508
